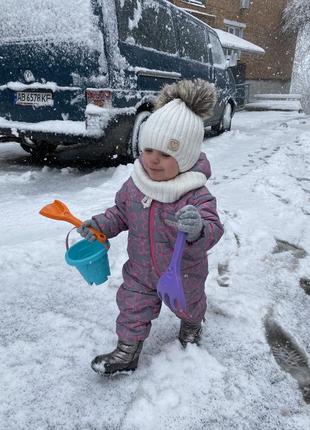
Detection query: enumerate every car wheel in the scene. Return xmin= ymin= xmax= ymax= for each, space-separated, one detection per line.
xmin=211 ymin=103 xmax=233 ymax=135
xmin=130 ymin=110 xmax=151 ymax=160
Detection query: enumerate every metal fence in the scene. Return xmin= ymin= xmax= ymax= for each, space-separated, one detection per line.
xmin=235 ymin=83 xmax=250 ymax=110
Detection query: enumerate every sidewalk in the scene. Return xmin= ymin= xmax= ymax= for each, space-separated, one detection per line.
xmin=245 ymin=94 xmax=302 ymax=112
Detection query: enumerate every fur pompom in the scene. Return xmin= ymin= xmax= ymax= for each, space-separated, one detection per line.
xmin=155 ymin=79 xmax=217 ymax=119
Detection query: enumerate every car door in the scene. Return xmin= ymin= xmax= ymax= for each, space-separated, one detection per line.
xmin=174 ymin=11 xmax=213 ymax=83
xmin=173 ymin=11 xmax=222 ymax=126
xmin=115 ymin=0 xmax=181 ymax=98
xmin=208 ymin=31 xmax=235 ymax=119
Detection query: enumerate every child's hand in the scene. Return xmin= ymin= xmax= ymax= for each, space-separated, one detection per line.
xmin=77 ymin=219 xmax=99 ymax=242
xmin=175 ymin=205 xmax=203 ymax=242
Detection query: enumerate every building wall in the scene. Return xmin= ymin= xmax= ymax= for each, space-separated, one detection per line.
xmin=169 ymin=0 xmax=296 ymax=96
xmin=233 ymin=0 xmax=296 ymax=82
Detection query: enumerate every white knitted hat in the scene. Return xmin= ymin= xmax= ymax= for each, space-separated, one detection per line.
xmin=139 ymin=79 xmax=217 ymax=172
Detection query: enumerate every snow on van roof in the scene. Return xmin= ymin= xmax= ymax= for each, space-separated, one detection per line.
xmin=0 ymin=0 xmax=99 ymax=46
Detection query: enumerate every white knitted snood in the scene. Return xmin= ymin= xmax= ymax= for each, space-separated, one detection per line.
xmin=131 ymin=159 xmax=207 ymax=204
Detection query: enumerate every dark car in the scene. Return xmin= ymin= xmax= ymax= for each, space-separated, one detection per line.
xmin=0 ymin=0 xmax=236 ymax=163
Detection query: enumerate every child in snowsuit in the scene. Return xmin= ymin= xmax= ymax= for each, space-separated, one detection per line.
xmin=78 ymin=79 xmax=224 ymax=375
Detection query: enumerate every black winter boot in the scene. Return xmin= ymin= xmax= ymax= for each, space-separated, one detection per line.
xmin=178 ymin=320 xmax=202 ymax=347
xmin=91 ymin=340 xmax=143 ymax=375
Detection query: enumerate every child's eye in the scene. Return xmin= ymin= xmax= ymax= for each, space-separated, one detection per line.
xmin=161 ymin=153 xmax=171 ymax=158
xmin=144 ymin=148 xmax=153 ymax=153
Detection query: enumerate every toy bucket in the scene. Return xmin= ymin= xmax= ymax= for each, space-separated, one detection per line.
xmin=65 ymin=231 xmax=110 ymax=285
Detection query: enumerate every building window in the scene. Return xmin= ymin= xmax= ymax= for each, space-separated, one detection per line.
xmin=227 ymin=25 xmax=244 ymax=38
xmin=224 ymin=19 xmax=246 ymax=39
xmin=240 ymin=0 xmax=251 ymax=9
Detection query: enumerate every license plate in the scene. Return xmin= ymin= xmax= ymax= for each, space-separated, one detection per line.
xmin=15 ymin=91 xmax=54 ymax=107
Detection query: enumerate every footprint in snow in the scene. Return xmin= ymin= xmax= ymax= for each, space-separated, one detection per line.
xmin=234 ymin=233 xmax=241 ymax=248
xmin=272 ymin=239 xmax=307 ymax=259
xmin=270 ymin=192 xmax=290 ymax=205
xmin=299 ymin=278 xmax=310 ymax=295
xmin=264 ymin=316 xmax=310 ymax=404
xmin=217 ymin=262 xmax=231 ymax=288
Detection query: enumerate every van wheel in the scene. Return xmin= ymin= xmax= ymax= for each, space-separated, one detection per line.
xmin=130 ymin=111 xmax=151 ymax=160
xmin=20 ymin=143 xmax=57 ymax=160
xmin=212 ymin=103 xmax=232 ymax=135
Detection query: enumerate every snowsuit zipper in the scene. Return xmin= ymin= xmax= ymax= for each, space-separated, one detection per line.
xmin=149 ymin=201 xmax=161 ymax=277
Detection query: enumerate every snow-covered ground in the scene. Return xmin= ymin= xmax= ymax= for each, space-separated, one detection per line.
xmin=0 ymin=110 xmax=309 ymax=429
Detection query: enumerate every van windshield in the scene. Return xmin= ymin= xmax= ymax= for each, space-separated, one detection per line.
xmin=0 ymin=0 xmax=100 ymax=46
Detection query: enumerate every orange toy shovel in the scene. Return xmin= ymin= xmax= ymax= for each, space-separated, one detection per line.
xmin=39 ymin=200 xmax=107 ymax=244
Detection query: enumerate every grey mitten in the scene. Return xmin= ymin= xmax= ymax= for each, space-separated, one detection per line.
xmin=77 ymin=219 xmax=99 ymax=242
xmin=175 ymin=205 xmax=203 ymax=242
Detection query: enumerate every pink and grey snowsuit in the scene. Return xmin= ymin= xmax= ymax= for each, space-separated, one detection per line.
xmin=93 ymin=153 xmax=223 ymax=343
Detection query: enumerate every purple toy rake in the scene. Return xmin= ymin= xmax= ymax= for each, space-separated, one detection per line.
xmin=157 ymin=231 xmax=187 ymax=313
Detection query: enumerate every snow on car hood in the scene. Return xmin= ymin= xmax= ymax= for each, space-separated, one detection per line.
xmin=0 ymin=0 xmax=99 ymax=47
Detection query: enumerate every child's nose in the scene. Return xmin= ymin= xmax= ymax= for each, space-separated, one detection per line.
xmin=150 ymin=153 xmax=160 ymax=164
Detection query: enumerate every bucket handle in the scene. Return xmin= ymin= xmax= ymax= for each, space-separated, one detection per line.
xmin=65 ymin=227 xmax=110 ymax=251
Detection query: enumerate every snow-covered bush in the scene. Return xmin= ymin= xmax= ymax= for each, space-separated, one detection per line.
xmin=291 ymin=26 xmax=310 ymax=115
xmin=284 ymin=0 xmax=310 ymax=31
xmin=284 ymin=0 xmax=310 ymax=114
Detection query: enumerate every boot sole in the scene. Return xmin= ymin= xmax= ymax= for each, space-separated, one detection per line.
xmin=91 ymin=356 xmax=139 ymax=376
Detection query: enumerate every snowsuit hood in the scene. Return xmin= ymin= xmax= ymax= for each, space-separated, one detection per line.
xmin=190 ymin=152 xmax=212 ymax=179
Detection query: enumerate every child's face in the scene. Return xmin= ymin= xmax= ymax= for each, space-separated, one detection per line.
xmin=142 ymin=149 xmax=179 ymax=181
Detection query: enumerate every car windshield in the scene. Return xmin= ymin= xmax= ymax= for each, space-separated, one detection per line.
xmin=0 ymin=0 xmax=100 ymax=46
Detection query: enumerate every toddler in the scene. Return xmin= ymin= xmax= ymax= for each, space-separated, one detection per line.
xmin=78 ymin=79 xmax=224 ymax=375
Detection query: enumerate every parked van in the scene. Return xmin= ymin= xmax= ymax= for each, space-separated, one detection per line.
xmin=0 ymin=0 xmax=236 ymax=163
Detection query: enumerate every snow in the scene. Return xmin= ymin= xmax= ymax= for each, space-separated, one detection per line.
xmin=128 ymin=0 xmax=143 ymax=31
xmin=0 ymin=117 xmax=92 ymax=137
xmin=0 ymin=110 xmax=310 ymax=429
xmin=0 ymin=82 xmax=80 ymax=92
xmin=0 ymin=0 xmax=99 ymax=47
xmin=0 ymin=107 xmax=135 ymax=139
xmin=181 ymin=0 xmax=206 ymax=8
xmin=101 ymin=0 xmax=129 ymax=83
xmin=246 ymin=100 xmax=302 ymax=112
xmin=85 ymin=105 xmax=136 ymax=135
xmin=180 ymin=7 xmax=216 ymax=18
xmin=254 ymin=94 xmax=301 ymax=100
xmin=132 ymin=67 xmax=182 ymax=79
xmin=215 ymin=28 xmax=265 ymax=54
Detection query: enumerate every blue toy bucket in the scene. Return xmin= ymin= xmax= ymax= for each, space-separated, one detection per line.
xmin=65 ymin=236 xmax=110 ymax=286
